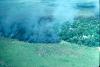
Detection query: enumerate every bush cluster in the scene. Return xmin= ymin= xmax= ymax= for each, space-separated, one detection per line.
xmin=59 ymin=17 xmax=100 ymax=46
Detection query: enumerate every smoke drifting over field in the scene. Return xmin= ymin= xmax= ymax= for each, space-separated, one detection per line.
xmin=0 ymin=0 xmax=99 ymax=43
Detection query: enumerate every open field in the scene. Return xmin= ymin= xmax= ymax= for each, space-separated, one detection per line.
xmin=0 ymin=38 xmax=99 ymax=67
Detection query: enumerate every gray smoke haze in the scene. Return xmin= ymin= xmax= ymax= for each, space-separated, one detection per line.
xmin=0 ymin=0 xmax=99 ymax=43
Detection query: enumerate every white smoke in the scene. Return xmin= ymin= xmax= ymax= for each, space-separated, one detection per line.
xmin=0 ymin=0 xmax=99 ymax=43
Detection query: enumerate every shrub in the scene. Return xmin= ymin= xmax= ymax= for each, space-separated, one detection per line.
xmin=59 ymin=17 xmax=100 ymax=46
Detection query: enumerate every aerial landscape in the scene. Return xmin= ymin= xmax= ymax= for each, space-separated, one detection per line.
xmin=0 ymin=0 xmax=99 ymax=67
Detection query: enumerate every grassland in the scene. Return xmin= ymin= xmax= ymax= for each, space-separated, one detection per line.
xmin=0 ymin=38 xmax=99 ymax=67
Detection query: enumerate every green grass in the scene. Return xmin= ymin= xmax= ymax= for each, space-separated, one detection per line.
xmin=0 ymin=38 xmax=99 ymax=67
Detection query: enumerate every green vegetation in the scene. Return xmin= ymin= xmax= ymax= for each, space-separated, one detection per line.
xmin=59 ymin=17 xmax=100 ymax=46
xmin=0 ymin=38 xmax=99 ymax=67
